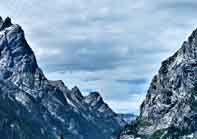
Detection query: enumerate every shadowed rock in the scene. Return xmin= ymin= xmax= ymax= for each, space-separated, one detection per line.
xmin=0 ymin=17 xmax=12 ymax=31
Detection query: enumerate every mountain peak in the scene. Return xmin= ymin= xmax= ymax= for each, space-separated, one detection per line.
xmin=85 ymin=92 xmax=102 ymax=102
xmin=0 ymin=16 xmax=124 ymax=139
xmin=71 ymin=86 xmax=84 ymax=100
xmin=0 ymin=17 xmax=13 ymax=31
xmin=158 ymin=27 xmax=197 ymax=76
xmin=180 ymin=27 xmax=197 ymax=60
xmin=120 ymin=27 xmax=197 ymax=139
xmin=88 ymin=91 xmax=101 ymax=98
xmin=84 ymin=92 xmax=104 ymax=106
xmin=0 ymin=17 xmax=44 ymax=91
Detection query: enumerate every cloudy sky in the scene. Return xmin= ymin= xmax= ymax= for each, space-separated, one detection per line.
xmin=1 ymin=0 xmax=197 ymax=114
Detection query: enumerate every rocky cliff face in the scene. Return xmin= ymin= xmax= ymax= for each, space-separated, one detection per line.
xmin=119 ymin=29 xmax=197 ymax=139
xmin=0 ymin=17 xmax=125 ymax=139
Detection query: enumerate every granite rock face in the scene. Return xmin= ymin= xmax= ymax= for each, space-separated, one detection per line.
xmin=0 ymin=17 xmax=125 ymax=139
xmin=119 ymin=28 xmax=197 ymax=139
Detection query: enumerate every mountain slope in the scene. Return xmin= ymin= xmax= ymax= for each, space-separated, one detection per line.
xmin=0 ymin=17 xmax=124 ymax=139
xmin=119 ymin=28 xmax=197 ymax=139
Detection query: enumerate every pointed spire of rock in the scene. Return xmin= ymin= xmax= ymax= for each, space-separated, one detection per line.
xmin=84 ymin=92 xmax=103 ymax=106
xmin=0 ymin=16 xmax=3 ymax=23
xmin=88 ymin=92 xmax=102 ymax=99
xmin=71 ymin=86 xmax=83 ymax=100
xmin=0 ymin=17 xmax=12 ymax=31
xmin=4 ymin=17 xmax=12 ymax=26
xmin=0 ymin=16 xmax=41 ymax=89
xmin=0 ymin=16 xmax=3 ymax=29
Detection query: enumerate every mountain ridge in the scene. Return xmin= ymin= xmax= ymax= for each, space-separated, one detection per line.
xmin=0 ymin=16 xmax=125 ymax=139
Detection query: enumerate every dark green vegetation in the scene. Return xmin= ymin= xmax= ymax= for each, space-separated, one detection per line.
xmin=119 ymin=118 xmax=152 ymax=138
xmin=149 ymin=129 xmax=166 ymax=139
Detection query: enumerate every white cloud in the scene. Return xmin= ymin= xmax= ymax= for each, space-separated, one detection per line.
xmin=106 ymin=94 xmax=145 ymax=114
xmin=33 ymin=47 xmax=63 ymax=60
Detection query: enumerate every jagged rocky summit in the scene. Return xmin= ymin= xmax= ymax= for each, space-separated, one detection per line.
xmin=0 ymin=17 xmax=125 ymax=139
xmin=119 ymin=29 xmax=197 ymax=139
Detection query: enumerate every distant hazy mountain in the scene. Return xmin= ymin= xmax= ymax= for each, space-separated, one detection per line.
xmin=119 ymin=28 xmax=197 ymax=138
xmin=118 ymin=114 xmax=137 ymax=124
xmin=0 ymin=17 xmax=125 ymax=139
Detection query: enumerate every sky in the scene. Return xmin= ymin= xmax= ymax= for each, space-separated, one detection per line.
xmin=1 ymin=0 xmax=197 ymax=114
